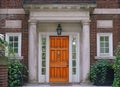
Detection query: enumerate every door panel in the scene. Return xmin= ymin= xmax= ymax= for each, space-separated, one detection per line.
xmin=50 ymin=36 xmax=69 ymax=82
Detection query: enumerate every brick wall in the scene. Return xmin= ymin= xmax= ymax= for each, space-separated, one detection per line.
xmin=90 ymin=14 xmax=120 ymax=64
xmin=0 ymin=65 xmax=8 ymax=87
xmin=90 ymin=0 xmax=120 ymax=64
xmin=0 ymin=14 xmax=29 ymax=67
xmin=0 ymin=14 xmax=29 ymax=82
xmin=0 ymin=0 xmax=23 ymax=8
xmin=0 ymin=0 xmax=120 ymax=83
xmin=96 ymin=0 xmax=119 ymax=8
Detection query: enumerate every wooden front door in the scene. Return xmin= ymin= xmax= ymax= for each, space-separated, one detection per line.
xmin=49 ymin=36 xmax=69 ymax=82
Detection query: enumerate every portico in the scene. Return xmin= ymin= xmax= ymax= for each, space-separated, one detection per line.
xmin=24 ymin=4 xmax=95 ymax=83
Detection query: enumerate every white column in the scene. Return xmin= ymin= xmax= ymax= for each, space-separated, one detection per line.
xmin=28 ymin=21 xmax=37 ymax=83
xmin=81 ymin=20 xmax=90 ymax=82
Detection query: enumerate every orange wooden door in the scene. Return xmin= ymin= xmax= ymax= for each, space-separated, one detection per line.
xmin=49 ymin=36 xmax=69 ymax=82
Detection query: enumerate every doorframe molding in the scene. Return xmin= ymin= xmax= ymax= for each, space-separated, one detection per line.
xmin=38 ymin=32 xmax=80 ymax=83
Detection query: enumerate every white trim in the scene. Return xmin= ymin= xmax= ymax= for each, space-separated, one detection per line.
xmin=95 ymin=56 xmax=115 ymax=59
xmin=24 ymin=4 xmax=96 ymax=11
xmin=97 ymin=33 xmax=113 ymax=59
xmin=5 ymin=20 xmax=22 ymax=28
xmin=93 ymin=8 xmax=120 ymax=14
xmin=38 ymin=32 xmax=80 ymax=83
xmin=69 ymin=35 xmax=72 ymax=83
xmin=46 ymin=35 xmax=50 ymax=83
xmin=0 ymin=9 xmax=25 ymax=14
xmin=5 ymin=33 xmax=22 ymax=58
xmin=97 ymin=20 xmax=113 ymax=28
xmin=71 ymin=34 xmax=80 ymax=82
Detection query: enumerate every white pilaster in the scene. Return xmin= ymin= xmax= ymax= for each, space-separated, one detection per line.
xmin=28 ymin=21 xmax=37 ymax=83
xmin=81 ymin=20 xmax=90 ymax=82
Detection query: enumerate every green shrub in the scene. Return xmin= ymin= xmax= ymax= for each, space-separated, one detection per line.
xmin=0 ymin=37 xmax=26 ymax=87
xmin=90 ymin=59 xmax=112 ymax=85
xmin=112 ymin=43 xmax=120 ymax=87
xmin=8 ymin=59 xmax=24 ymax=87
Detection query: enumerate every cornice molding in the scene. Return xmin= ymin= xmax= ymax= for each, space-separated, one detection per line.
xmin=0 ymin=9 xmax=25 ymax=14
xmin=93 ymin=8 xmax=120 ymax=14
xmin=24 ymin=4 xmax=96 ymax=11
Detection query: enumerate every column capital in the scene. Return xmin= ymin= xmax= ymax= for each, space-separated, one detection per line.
xmin=28 ymin=20 xmax=38 ymax=25
xmin=81 ymin=20 xmax=91 ymax=25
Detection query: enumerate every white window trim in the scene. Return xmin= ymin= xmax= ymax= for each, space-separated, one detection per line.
xmin=5 ymin=33 xmax=22 ymax=59
xmin=96 ymin=33 xmax=114 ymax=59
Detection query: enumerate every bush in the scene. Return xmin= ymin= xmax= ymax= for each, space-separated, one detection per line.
xmin=8 ymin=59 xmax=24 ymax=87
xmin=90 ymin=59 xmax=114 ymax=86
xmin=112 ymin=43 xmax=120 ymax=87
xmin=0 ymin=37 xmax=25 ymax=87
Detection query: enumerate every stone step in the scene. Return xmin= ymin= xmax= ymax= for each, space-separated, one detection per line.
xmin=22 ymin=84 xmax=112 ymax=87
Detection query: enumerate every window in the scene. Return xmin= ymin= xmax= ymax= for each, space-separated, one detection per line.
xmin=6 ymin=33 xmax=22 ymax=57
xmin=41 ymin=36 xmax=46 ymax=75
xmin=97 ymin=33 xmax=113 ymax=58
xmin=72 ymin=36 xmax=77 ymax=75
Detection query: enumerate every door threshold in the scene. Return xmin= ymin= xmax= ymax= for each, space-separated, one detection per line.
xmin=50 ymin=82 xmax=72 ymax=86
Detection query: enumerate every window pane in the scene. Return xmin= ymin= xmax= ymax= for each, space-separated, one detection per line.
xmin=9 ymin=36 xmax=13 ymax=41
xmin=72 ymin=38 xmax=76 ymax=45
xmin=100 ymin=37 xmax=104 ymax=41
xmin=72 ymin=60 xmax=76 ymax=67
xmin=14 ymin=48 xmax=18 ymax=53
xmin=42 ymin=53 xmax=46 ymax=59
xmin=100 ymin=43 xmax=104 ymax=47
xmin=105 ymin=48 xmax=109 ymax=53
xmin=42 ymin=61 xmax=46 ymax=67
xmin=72 ymin=53 xmax=76 ymax=59
xmin=14 ymin=42 xmax=18 ymax=47
xmin=42 ymin=68 xmax=46 ymax=75
xmin=100 ymin=48 xmax=104 ymax=53
xmin=42 ymin=38 xmax=46 ymax=45
xmin=72 ymin=45 xmax=76 ymax=53
xmin=9 ymin=42 xmax=13 ymax=47
xmin=42 ymin=46 xmax=46 ymax=52
xmin=41 ymin=36 xmax=46 ymax=75
xmin=72 ymin=68 xmax=76 ymax=75
xmin=105 ymin=42 xmax=109 ymax=47
xmin=14 ymin=37 xmax=18 ymax=41
xmin=105 ymin=37 xmax=109 ymax=41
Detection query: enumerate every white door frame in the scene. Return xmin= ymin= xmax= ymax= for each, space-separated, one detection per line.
xmin=38 ymin=32 xmax=80 ymax=83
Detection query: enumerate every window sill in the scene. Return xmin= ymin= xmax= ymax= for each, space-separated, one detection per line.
xmin=95 ymin=56 xmax=115 ymax=59
xmin=9 ymin=56 xmax=23 ymax=60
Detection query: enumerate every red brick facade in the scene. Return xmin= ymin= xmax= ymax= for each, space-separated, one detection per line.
xmin=0 ymin=65 xmax=8 ymax=87
xmin=0 ymin=0 xmax=120 ymax=84
xmin=0 ymin=0 xmax=29 ymax=82
xmin=0 ymin=0 xmax=23 ymax=8
xmin=90 ymin=14 xmax=120 ymax=64
xmin=90 ymin=0 xmax=120 ymax=64
xmin=0 ymin=14 xmax=29 ymax=68
xmin=97 ymin=0 xmax=119 ymax=8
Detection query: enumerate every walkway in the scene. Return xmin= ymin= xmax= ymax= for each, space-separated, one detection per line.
xmin=22 ymin=85 xmax=111 ymax=87
xmin=22 ymin=83 xmax=112 ymax=87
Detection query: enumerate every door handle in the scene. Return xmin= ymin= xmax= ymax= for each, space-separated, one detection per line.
xmin=57 ymin=51 xmax=60 ymax=56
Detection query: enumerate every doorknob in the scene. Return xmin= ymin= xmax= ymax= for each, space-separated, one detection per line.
xmin=57 ymin=51 xmax=60 ymax=56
